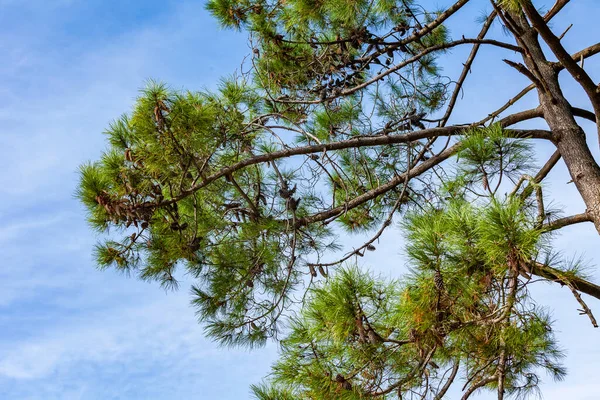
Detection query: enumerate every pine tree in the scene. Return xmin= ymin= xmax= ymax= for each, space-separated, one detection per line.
xmin=78 ymin=1 xmax=600 ymax=398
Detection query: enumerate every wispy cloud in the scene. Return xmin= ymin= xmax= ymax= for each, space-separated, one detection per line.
xmin=0 ymin=2 xmax=274 ymax=398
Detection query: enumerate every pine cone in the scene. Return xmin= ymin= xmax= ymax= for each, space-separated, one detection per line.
xmin=408 ymin=328 xmax=417 ymax=342
xmin=434 ymin=270 xmax=445 ymax=292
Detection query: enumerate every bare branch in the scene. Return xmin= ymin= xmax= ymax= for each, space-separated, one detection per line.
xmin=544 ymin=0 xmax=570 ymax=22
xmin=568 ymin=284 xmax=598 ymax=327
xmin=295 ymin=143 xmax=462 ymax=227
xmin=441 ymin=11 xmax=497 ymax=126
xmin=513 ymin=150 xmax=561 ymax=200
xmin=542 ymin=212 xmax=592 ymax=232
xmin=572 ymin=107 xmax=597 ymax=123
xmin=503 ymin=59 xmax=543 ymax=88
xmin=522 ymin=2 xmax=600 ymax=130
xmin=434 ymin=362 xmax=460 ymax=400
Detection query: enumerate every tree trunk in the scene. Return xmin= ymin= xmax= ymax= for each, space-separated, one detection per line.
xmin=516 ymin=20 xmax=600 ymax=233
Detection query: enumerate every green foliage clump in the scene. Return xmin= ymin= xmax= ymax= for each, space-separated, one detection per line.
xmin=77 ymin=1 xmax=600 ymax=398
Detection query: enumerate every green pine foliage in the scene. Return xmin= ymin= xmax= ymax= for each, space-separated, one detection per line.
xmin=78 ymin=0 xmax=599 ymax=398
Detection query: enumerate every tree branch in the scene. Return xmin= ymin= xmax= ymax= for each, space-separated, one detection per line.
xmin=503 ymin=59 xmax=543 ymax=88
xmin=278 ymin=38 xmax=523 ymax=104
xmin=544 ymin=0 xmax=570 ymax=22
xmin=441 ymin=11 xmax=497 ymax=126
xmin=498 ymin=107 xmax=543 ymax=127
xmin=568 ymin=284 xmax=598 ymax=327
xmin=157 ymin=128 xmax=551 ymax=208
xmin=521 ymin=1 xmax=600 ymax=128
xmin=532 ymin=261 xmax=600 ymax=301
xmin=572 ymin=107 xmax=597 ymax=123
xmin=515 ymin=150 xmax=561 ymax=200
xmin=542 ymin=212 xmax=592 ymax=232
xmin=295 ymin=143 xmax=462 ymax=227
xmin=434 ymin=362 xmax=460 ymax=400
xmin=461 ymin=376 xmax=497 ymax=400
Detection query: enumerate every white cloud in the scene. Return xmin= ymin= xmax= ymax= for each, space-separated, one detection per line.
xmin=0 ymin=289 xmax=277 ymax=399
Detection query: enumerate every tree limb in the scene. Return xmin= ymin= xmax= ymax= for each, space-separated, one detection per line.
xmin=441 ymin=11 xmax=497 ymax=126
xmin=461 ymin=376 xmax=497 ymax=400
xmin=544 ymin=0 xmax=570 ymax=22
xmin=157 ymin=127 xmax=551 ymax=208
xmin=521 ymin=1 xmax=600 ymax=135
xmin=568 ymin=283 xmax=598 ymax=327
xmin=434 ymin=362 xmax=460 ymax=400
xmin=278 ymin=38 xmax=524 ymax=104
xmin=542 ymin=212 xmax=592 ymax=232
xmin=532 ymin=261 xmax=600 ymax=301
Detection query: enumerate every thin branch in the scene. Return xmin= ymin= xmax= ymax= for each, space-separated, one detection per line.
xmin=229 ymin=175 xmax=261 ymax=218
xmin=277 ymin=38 xmax=523 ymax=104
xmin=306 ymin=181 xmax=409 ymax=268
xmin=441 ymin=11 xmax=497 ymax=126
xmin=503 ymin=59 xmax=543 ymax=88
xmin=434 ymin=362 xmax=460 ymax=400
xmin=515 ymin=150 xmax=561 ymax=200
xmin=477 ymin=43 xmax=600 ymax=127
xmin=557 ymin=23 xmax=573 ymax=40
xmin=476 ymin=84 xmax=535 ymax=125
xmin=544 ymin=0 xmax=570 ymax=22
xmin=461 ymin=376 xmax=497 ymax=400
xmin=568 ymin=284 xmax=598 ymax=327
xmin=295 ymin=143 xmax=462 ymax=227
xmin=401 ymin=0 xmax=471 ymax=46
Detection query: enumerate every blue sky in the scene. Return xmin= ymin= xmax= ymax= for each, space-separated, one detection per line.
xmin=0 ymin=0 xmax=599 ymax=399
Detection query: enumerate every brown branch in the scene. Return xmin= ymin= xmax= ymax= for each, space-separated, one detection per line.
xmin=373 ymin=346 xmax=437 ymax=396
xmin=293 ymin=129 xmax=550 ymax=228
xmin=479 ymin=41 xmax=599 ymax=127
xmin=461 ymin=375 xmax=497 ymax=400
xmin=544 ymin=0 xmax=570 ymax=22
xmin=568 ymin=284 xmax=598 ymax=327
xmin=229 ymin=175 xmax=260 ymax=218
xmin=476 ymin=84 xmax=536 ymax=125
xmin=503 ymin=59 xmax=543 ymax=88
xmin=541 ymin=212 xmax=592 ymax=232
xmin=497 ymin=344 xmax=507 ymax=400
xmin=441 ymin=11 xmax=497 ymax=126
xmin=522 ymin=2 xmax=600 ymax=127
xmin=434 ymin=362 xmax=460 ymax=400
xmin=306 ymin=182 xmax=409 ymax=268
xmin=557 ymin=23 xmax=572 ymax=41
xmin=534 ymin=150 xmax=562 ymax=183
xmin=532 ymin=261 xmax=600 ymax=301
xmin=572 ymin=107 xmax=597 ymax=123
xmin=514 ymin=150 xmax=561 ymax=200
xmin=565 ymin=42 xmax=600 ymax=69
xmin=278 ymin=38 xmax=523 ymax=104
xmin=295 ymin=143 xmax=462 ymax=227
xmin=498 ymin=107 xmax=543 ymax=127
xmin=156 ymin=128 xmax=551 ymax=208
xmin=401 ymin=0 xmax=471 ymax=46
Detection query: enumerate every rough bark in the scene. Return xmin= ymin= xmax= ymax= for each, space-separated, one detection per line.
xmin=514 ymin=14 xmax=600 ymax=234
